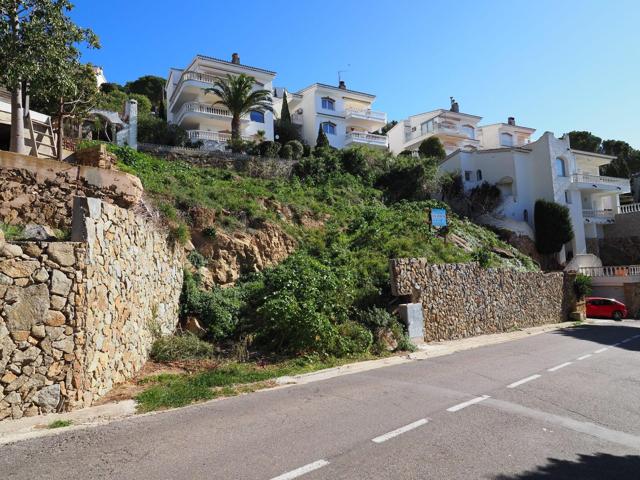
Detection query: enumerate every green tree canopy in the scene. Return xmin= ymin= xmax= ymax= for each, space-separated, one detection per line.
xmin=567 ymin=131 xmax=602 ymax=152
xmin=125 ymin=75 xmax=165 ymax=110
xmin=534 ymin=200 xmax=574 ymax=255
xmin=280 ymin=91 xmax=291 ymax=124
xmin=418 ymin=136 xmax=446 ymax=160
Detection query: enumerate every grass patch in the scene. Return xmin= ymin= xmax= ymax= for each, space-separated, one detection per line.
xmin=135 ymin=354 xmax=379 ymax=412
xmin=48 ymin=419 xmax=72 ymax=429
xmin=0 ymin=223 xmax=24 ymax=240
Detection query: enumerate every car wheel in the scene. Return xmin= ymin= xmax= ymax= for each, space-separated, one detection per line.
xmin=612 ymin=311 xmax=623 ymax=321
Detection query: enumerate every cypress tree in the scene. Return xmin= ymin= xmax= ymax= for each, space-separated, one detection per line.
xmin=281 ymin=92 xmax=291 ymax=124
xmin=316 ymin=124 xmax=330 ymax=148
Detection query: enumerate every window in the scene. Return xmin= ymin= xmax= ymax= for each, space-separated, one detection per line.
xmin=476 ymin=169 xmax=483 ymax=181
xmin=564 ymin=191 xmax=572 ymax=204
xmin=523 ymin=209 xmax=529 ymax=222
xmin=250 ymin=110 xmax=265 ymax=123
xmin=321 ymin=97 xmax=335 ymax=110
xmin=464 ymin=170 xmax=472 ymax=182
xmin=500 ymin=132 xmax=513 ymax=147
xmin=555 ymin=157 xmax=567 ymax=177
xmin=462 ymin=125 xmax=475 ymax=139
xmin=321 ymin=122 xmax=336 ymax=135
xmin=420 ymin=120 xmax=434 ymax=135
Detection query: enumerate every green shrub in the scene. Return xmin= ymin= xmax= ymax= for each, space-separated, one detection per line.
xmin=274 ymin=118 xmax=301 ymax=145
xmin=170 ymin=223 xmax=190 ymax=245
xmin=468 ymin=182 xmax=502 ymax=215
xmin=285 ymin=140 xmax=304 ymax=160
xmin=335 ymin=321 xmax=373 ymax=356
xmin=472 ymin=249 xmax=493 ymax=268
xmin=0 ymin=223 xmax=24 ymax=241
xmin=574 ymin=273 xmax=592 ymax=298
xmin=138 ymin=116 xmax=188 ymax=146
xmin=534 ymin=200 xmax=574 ymax=254
xmin=339 ymin=146 xmax=391 ymax=185
xmin=202 ymin=226 xmax=217 ymax=239
xmin=158 ymin=202 xmax=178 ymax=221
xmin=279 ymin=144 xmax=294 ymax=159
xmin=356 ymin=307 xmax=396 ymax=330
xmin=418 ymin=137 xmax=446 ymax=159
xmin=258 ymin=141 xmax=281 ymax=158
xmin=149 ymin=333 xmax=213 ymax=362
xmin=375 ymin=155 xmax=439 ymax=202
xmin=187 ymin=251 xmax=207 ymax=269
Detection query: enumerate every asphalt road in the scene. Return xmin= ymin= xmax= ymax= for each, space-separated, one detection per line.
xmin=2 ymin=321 xmax=640 ymax=479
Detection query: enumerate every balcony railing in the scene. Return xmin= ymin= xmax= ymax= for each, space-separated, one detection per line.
xmin=175 ymin=102 xmax=248 ymax=125
xmin=405 ymin=124 xmax=479 ymax=144
xmin=571 ymin=173 xmax=630 ymax=189
xmin=169 ymin=71 xmax=222 ymax=103
xmin=345 ymin=131 xmax=388 ymax=146
xmin=582 ymin=209 xmax=615 ymax=218
xmin=620 ymin=203 xmax=640 ymax=214
xmin=579 ymin=265 xmax=640 ymax=278
xmin=344 ymin=108 xmax=386 ymax=123
xmin=187 ymin=130 xmax=251 ymax=143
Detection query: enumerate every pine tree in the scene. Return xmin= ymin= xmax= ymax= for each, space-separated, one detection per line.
xmin=281 ymin=92 xmax=291 ymax=124
xmin=316 ymin=124 xmax=330 ymax=148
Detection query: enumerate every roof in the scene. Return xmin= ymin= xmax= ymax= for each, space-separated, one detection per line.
xmin=408 ymin=109 xmax=482 ymax=121
xmin=480 ymin=122 xmax=536 ymax=133
xmin=442 ymin=145 xmax=532 ymax=163
xmin=88 ymin=109 xmax=125 ymax=126
xmin=571 ymin=149 xmax=617 ymax=161
xmin=193 ymin=54 xmax=276 ymax=76
xmin=296 ymin=83 xmax=376 ymax=99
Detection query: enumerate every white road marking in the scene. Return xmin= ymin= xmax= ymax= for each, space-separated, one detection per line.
xmin=270 ymin=460 xmax=330 ymax=480
xmin=594 ymin=347 xmax=609 ymax=354
xmin=621 ymin=338 xmax=632 ymax=344
xmin=632 ymin=335 xmax=640 ymax=339
xmin=371 ymin=418 xmax=429 ymax=443
xmin=547 ymin=362 xmax=572 ymax=372
xmin=577 ymin=354 xmax=592 ymax=360
xmin=613 ymin=342 xmax=622 ymax=347
xmin=507 ymin=374 xmax=541 ymax=389
xmin=447 ymin=395 xmax=490 ymax=412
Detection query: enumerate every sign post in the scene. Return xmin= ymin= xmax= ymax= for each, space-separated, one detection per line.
xmin=429 ymin=208 xmax=449 ymax=243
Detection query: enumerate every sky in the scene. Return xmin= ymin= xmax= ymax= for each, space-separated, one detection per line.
xmin=70 ymin=0 xmax=640 ymax=147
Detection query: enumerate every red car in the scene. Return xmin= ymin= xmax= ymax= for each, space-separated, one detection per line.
xmin=586 ymin=297 xmax=628 ymax=321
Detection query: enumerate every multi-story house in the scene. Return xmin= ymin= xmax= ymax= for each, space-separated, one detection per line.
xmin=439 ymin=131 xmax=632 ymax=264
xmin=272 ymin=81 xmax=388 ymax=149
xmin=387 ymin=99 xmax=482 ymax=155
xmin=476 ymin=117 xmax=536 ymax=149
xmin=166 ymin=53 xmax=276 ymax=148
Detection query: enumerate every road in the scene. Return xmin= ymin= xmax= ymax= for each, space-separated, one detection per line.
xmin=2 ymin=321 xmax=640 ymax=479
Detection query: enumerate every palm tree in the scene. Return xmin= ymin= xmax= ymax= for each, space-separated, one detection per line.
xmin=204 ymin=74 xmax=273 ymax=141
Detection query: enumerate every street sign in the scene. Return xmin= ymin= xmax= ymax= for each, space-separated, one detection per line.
xmin=430 ymin=208 xmax=448 ymax=228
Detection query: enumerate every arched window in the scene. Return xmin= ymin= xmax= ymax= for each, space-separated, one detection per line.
xmin=250 ymin=110 xmax=265 ymax=123
xmin=321 ymin=97 xmax=335 ymax=111
xmin=321 ymin=122 xmax=336 ymax=135
xmin=476 ymin=169 xmax=483 ymax=181
xmin=462 ymin=125 xmax=475 ymax=139
xmin=500 ymin=132 xmax=513 ymax=147
xmin=555 ymin=157 xmax=567 ymax=177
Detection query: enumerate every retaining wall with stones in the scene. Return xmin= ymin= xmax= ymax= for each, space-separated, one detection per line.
xmin=0 ymin=198 xmax=183 ymax=420
xmin=390 ymin=259 xmax=575 ymax=342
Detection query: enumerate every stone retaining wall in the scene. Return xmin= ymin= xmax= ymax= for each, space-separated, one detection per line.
xmin=390 ymin=259 xmax=575 ymax=342
xmin=0 ymin=198 xmax=183 ymax=420
xmin=138 ymin=143 xmax=298 ymax=179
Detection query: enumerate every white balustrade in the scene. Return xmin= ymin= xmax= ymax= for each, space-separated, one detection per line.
xmin=346 ymin=131 xmax=388 ymax=145
xmin=619 ymin=203 xmax=640 ymax=214
xmin=344 ymin=108 xmax=387 ymax=122
xmin=579 ymin=265 xmax=640 ymax=277
xmin=571 ymin=173 xmax=630 ymax=188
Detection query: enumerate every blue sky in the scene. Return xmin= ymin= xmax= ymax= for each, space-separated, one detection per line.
xmin=71 ymin=0 xmax=640 ymax=147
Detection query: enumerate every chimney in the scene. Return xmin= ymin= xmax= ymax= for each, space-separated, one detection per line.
xmin=450 ymin=97 xmax=459 ymax=113
xmin=508 ymin=116 xmax=516 ymax=126
xmin=231 ymin=53 xmax=240 ymax=64
xmin=338 ymin=80 xmax=346 ymax=90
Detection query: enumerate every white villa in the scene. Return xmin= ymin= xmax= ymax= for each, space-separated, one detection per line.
xmin=272 ymin=81 xmax=388 ymax=149
xmin=166 ymin=53 xmax=276 ymax=148
xmin=439 ymin=131 xmax=632 ymax=263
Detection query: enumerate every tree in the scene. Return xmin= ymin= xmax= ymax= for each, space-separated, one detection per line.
xmin=567 ymin=131 xmax=601 ymax=152
xmin=316 ymin=124 xmax=330 ymax=149
xmin=0 ymin=1 xmax=99 ymax=154
xmin=280 ymin=91 xmax=291 ymax=124
xmin=601 ymin=139 xmax=637 ymax=178
xmin=418 ymin=136 xmax=446 ymax=159
xmin=534 ymin=200 xmax=574 ymax=255
xmin=204 ymin=74 xmax=273 ymax=142
xmin=125 ymin=75 xmax=165 ymax=111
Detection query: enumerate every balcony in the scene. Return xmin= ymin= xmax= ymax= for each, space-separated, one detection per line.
xmin=579 ymin=265 xmax=640 ymax=278
xmin=570 ymin=173 xmax=630 ymax=192
xmin=169 ymin=71 xmax=222 ymax=104
xmin=344 ymin=108 xmax=387 ymax=124
xmin=345 ymin=131 xmax=388 ymax=148
xmin=582 ymin=209 xmax=616 ymax=224
xmin=175 ymin=102 xmax=248 ymax=126
xmin=187 ymin=130 xmax=252 ymax=143
xmin=405 ymin=123 xmax=480 ymax=147
xmin=619 ymin=203 xmax=640 ymax=214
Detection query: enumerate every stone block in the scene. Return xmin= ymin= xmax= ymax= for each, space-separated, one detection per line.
xmin=4 ymin=283 xmax=50 ymax=331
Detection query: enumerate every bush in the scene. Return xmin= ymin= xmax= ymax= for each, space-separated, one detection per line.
xmin=274 ymin=118 xmax=302 ymax=145
xmin=149 ymin=333 xmax=213 ymax=362
xmin=356 ymin=307 xmax=396 ymax=330
xmin=170 ymin=223 xmax=190 ymax=245
xmin=258 ymin=141 xmax=281 ymax=158
xmin=534 ymin=200 xmax=574 ymax=254
xmin=138 ymin=116 xmax=188 ymax=146
xmin=335 ymin=321 xmax=373 ymax=356
xmin=187 ymin=251 xmax=207 ymax=269
xmin=375 ymin=155 xmax=439 ymax=202
xmin=472 ymin=249 xmax=493 ymax=268
xmin=574 ymin=273 xmax=592 ymax=298
xmin=279 ymin=144 xmax=294 ymax=159
xmin=339 ymin=146 xmax=392 ymax=185
xmin=285 ymin=140 xmax=304 ymax=160
xmin=468 ymin=182 xmax=502 ymax=216
xmin=418 ymin=137 xmax=446 ymax=159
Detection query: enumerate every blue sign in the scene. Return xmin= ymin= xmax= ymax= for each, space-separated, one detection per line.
xmin=430 ymin=208 xmax=448 ymax=228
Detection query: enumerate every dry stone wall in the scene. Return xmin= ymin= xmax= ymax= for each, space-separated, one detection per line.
xmin=390 ymin=259 xmax=575 ymax=342
xmin=0 ymin=198 xmax=183 ymax=420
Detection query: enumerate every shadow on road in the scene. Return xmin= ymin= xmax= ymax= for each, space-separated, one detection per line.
xmin=494 ymin=453 xmax=640 ymax=479
xmin=551 ymin=324 xmax=640 ymax=351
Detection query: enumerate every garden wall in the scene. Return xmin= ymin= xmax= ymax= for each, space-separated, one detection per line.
xmin=0 ymin=197 xmax=183 ymax=420
xmin=390 ymin=259 xmax=575 ymax=342
xmin=138 ymin=143 xmax=297 ymax=179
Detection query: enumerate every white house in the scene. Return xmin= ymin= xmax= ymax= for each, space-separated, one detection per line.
xmin=477 ymin=117 xmax=536 ymax=149
xmin=440 ymin=131 xmax=632 ymax=264
xmin=166 ymin=53 xmax=276 ymax=148
xmin=272 ymin=81 xmax=388 ymax=149
xmin=388 ymin=99 xmax=482 ymax=155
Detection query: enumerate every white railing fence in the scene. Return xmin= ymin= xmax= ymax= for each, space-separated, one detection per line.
xmin=346 ymin=131 xmax=388 ymax=145
xmin=619 ymin=203 xmax=640 ymax=214
xmin=187 ymin=130 xmax=252 ymax=142
xmin=579 ymin=265 xmax=640 ymax=277
xmin=582 ymin=209 xmax=615 ymax=218
xmin=344 ymin=108 xmax=387 ymax=122
xmin=571 ymin=173 xmax=630 ymax=187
